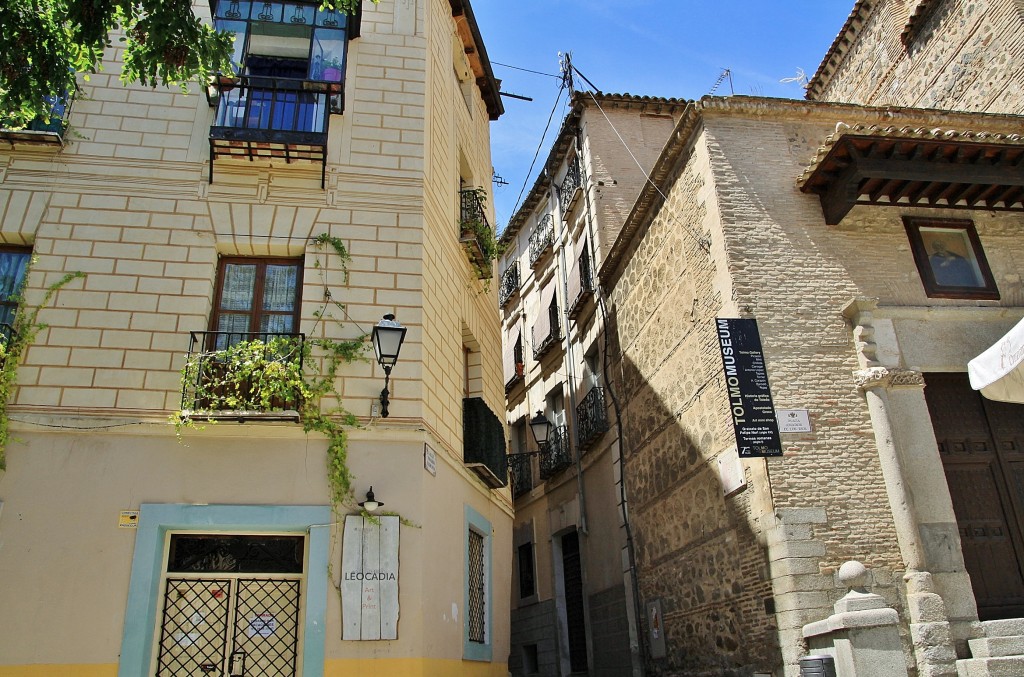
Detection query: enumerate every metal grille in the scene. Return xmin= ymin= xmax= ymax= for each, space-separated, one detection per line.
xmin=528 ymin=215 xmax=554 ymax=267
xmin=509 ymin=455 xmax=534 ymax=498
xmin=232 ymin=579 xmax=301 ymax=677
xmin=539 ymin=425 xmax=572 ymax=480
xmin=559 ymin=157 xmax=582 ymax=216
xmin=467 ymin=530 xmax=486 ymax=643
xmin=576 ymin=386 xmax=610 ymax=452
xmin=157 ymin=578 xmax=232 ymax=676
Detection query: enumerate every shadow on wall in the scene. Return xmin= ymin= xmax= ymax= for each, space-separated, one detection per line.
xmin=606 ymin=307 xmax=783 ymax=675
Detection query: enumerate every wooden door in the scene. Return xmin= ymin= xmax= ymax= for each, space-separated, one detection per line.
xmin=924 ymin=372 xmax=1024 ymax=620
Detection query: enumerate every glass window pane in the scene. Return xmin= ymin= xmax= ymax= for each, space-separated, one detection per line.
xmin=220 ymin=264 xmax=256 ymax=311
xmin=310 ymin=29 xmax=346 ymax=82
xmin=263 ymin=264 xmax=298 ymax=312
xmin=260 ymin=314 xmax=294 ymax=334
xmin=283 ymin=3 xmax=314 ymax=25
xmin=316 ymin=7 xmax=348 ymax=28
xmin=215 ymin=0 xmax=251 ymax=19
xmin=0 ymin=251 xmax=30 ymax=300
xmin=214 ymin=19 xmax=248 ymax=71
xmin=250 ymin=1 xmax=283 ymax=22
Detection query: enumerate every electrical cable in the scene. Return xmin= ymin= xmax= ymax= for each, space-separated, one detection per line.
xmin=509 ymin=83 xmax=567 ymax=219
xmin=571 ymin=64 xmax=712 ymax=254
xmin=491 ymin=61 xmax=562 ymax=79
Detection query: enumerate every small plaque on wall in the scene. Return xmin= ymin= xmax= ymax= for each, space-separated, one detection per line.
xmin=777 ymin=409 xmax=812 ymax=433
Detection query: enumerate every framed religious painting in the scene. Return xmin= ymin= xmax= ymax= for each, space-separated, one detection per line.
xmin=903 ymin=217 xmax=999 ymax=300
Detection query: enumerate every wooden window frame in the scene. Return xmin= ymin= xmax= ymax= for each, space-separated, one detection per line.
xmin=903 ymin=217 xmax=999 ymax=300
xmin=210 ymin=256 xmax=304 ymax=335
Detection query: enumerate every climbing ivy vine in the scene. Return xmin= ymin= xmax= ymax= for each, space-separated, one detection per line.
xmin=0 ymin=264 xmax=86 ymax=471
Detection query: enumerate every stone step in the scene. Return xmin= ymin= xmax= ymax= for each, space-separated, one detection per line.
xmin=969 ymin=635 xmax=1024 ymax=658
xmin=957 ymin=655 xmax=1024 ymax=677
xmin=982 ymin=619 xmax=1024 ymax=638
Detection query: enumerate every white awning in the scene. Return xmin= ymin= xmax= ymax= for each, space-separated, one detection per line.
xmin=968 ymin=316 xmax=1024 ymax=403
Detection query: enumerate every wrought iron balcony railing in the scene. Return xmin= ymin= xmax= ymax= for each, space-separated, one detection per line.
xmin=539 ymin=425 xmax=571 ymax=481
xmin=463 ymin=397 xmax=507 ymax=488
xmin=528 ymin=215 xmax=554 ymax=267
xmin=532 ymin=304 xmax=563 ymax=360
xmin=459 ymin=189 xmax=494 ymax=279
xmin=559 ymin=158 xmax=582 ymax=217
xmin=181 ymin=331 xmax=306 ymax=419
xmin=567 ymin=250 xmax=595 ymax=320
xmin=212 ymin=76 xmax=331 ymax=137
xmin=508 ymin=454 xmax=534 ymax=499
xmin=576 ymin=386 xmax=609 ymax=452
xmin=498 ymin=262 xmax=520 ymax=308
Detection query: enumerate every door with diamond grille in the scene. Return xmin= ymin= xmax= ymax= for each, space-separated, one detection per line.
xmin=155 ymin=534 xmax=305 ymax=676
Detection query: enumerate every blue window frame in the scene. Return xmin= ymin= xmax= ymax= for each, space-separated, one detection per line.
xmin=464 ymin=505 xmax=493 ymax=661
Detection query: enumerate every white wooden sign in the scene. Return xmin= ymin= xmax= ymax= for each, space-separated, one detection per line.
xmin=342 ymin=515 xmax=399 ymax=640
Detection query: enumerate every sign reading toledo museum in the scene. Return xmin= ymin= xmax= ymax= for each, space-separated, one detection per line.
xmin=716 ymin=318 xmax=782 ymax=458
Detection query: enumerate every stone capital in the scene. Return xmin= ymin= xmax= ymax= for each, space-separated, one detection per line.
xmin=854 ymin=367 xmax=925 ymax=391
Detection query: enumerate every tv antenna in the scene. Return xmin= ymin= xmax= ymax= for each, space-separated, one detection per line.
xmin=709 ymin=68 xmax=734 ymax=96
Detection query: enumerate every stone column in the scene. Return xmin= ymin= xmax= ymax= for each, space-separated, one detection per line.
xmin=855 ymin=366 xmax=970 ymax=675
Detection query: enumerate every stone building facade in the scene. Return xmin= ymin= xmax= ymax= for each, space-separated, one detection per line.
xmin=0 ymin=1 xmax=513 ymax=675
xmin=806 ymin=0 xmax=1024 ymax=113
xmin=598 ymin=94 xmax=1024 ymax=675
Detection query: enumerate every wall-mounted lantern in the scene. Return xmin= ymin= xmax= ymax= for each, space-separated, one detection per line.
xmin=372 ymin=314 xmax=407 ymax=418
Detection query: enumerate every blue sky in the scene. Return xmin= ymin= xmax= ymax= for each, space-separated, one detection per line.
xmin=470 ymin=1 xmax=855 ymax=228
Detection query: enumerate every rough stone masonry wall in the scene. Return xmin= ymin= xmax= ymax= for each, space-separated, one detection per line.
xmin=704 ymin=110 xmax=910 ymax=672
xmin=608 ymin=129 xmax=780 ymax=676
xmin=811 ymin=0 xmax=1024 ymax=113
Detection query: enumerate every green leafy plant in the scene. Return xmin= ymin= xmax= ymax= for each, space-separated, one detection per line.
xmin=0 ymin=265 xmax=86 ymax=470
xmin=459 ymin=187 xmax=503 ymax=280
xmin=176 ymin=234 xmax=368 ymax=514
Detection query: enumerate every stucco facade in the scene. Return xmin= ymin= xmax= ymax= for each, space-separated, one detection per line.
xmin=0 ymin=1 xmax=512 ymax=675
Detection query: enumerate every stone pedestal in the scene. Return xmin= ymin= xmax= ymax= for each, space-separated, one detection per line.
xmin=803 ymin=561 xmax=909 ymax=677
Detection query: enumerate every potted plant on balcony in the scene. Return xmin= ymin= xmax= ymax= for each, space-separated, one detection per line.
xmin=459 ymin=187 xmax=501 ymax=279
xmin=321 ymin=56 xmax=344 ymax=82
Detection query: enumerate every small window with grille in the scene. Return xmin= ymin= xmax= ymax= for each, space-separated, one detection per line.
xmin=467 ymin=529 xmax=486 ymax=643
xmin=464 ymin=506 xmax=492 ymax=661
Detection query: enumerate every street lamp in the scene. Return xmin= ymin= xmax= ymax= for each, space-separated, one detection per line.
xmin=529 ymin=410 xmax=552 ymax=448
xmin=372 ymin=314 xmax=407 ymax=418
xmin=359 ymin=486 xmax=383 ymax=513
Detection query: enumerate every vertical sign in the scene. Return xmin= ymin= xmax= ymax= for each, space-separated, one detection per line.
xmin=342 ymin=515 xmax=400 ymax=640
xmin=716 ymin=318 xmax=783 ymax=458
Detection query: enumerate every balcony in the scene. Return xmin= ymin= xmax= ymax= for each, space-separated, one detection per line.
xmin=576 ymin=386 xmax=609 ymax=452
xmin=459 ymin=189 xmax=496 ymax=279
xmin=508 ymin=454 xmax=534 ymax=499
xmin=528 ymin=215 xmax=554 ymax=267
xmin=567 ymin=250 xmax=595 ymax=320
xmin=532 ymin=304 xmax=562 ymax=360
xmin=0 ymin=90 xmax=75 ymax=147
xmin=463 ymin=397 xmax=507 ymax=488
xmin=180 ymin=331 xmax=306 ymax=421
xmin=498 ymin=262 xmax=521 ymax=308
xmin=208 ymin=76 xmax=334 ymax=187
xmin=559 ymin=158 xmax=582 ymax=217
xmin=539 ymin=425 xmax=571 ymax=481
